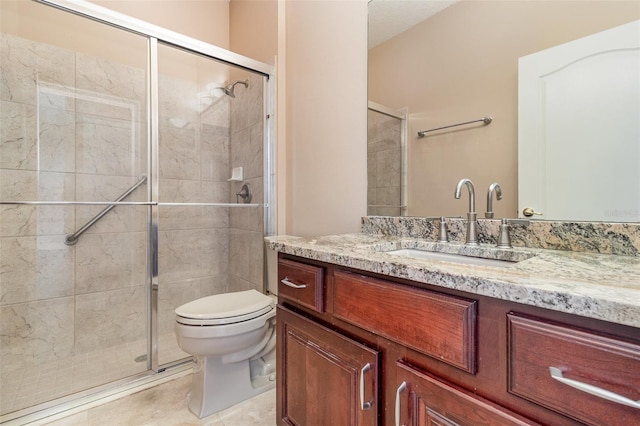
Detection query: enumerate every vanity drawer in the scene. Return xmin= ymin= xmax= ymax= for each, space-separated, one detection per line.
xmin=278 ymin=258 xmax=325 ymax=313
xmin=332 ymin=270 xmax=477 ymax=373
xmin=507 ymin=313 xmax=640 ymax=426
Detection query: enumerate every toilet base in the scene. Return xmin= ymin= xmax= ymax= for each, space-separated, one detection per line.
xmin=187 ymin=353 xmax=276 ymax=418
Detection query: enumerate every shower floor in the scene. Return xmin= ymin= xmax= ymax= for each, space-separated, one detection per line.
xmin=0 ymin=333 xmax=189 ymax=417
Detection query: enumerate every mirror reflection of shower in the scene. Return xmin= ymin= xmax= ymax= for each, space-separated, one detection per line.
xmin=215 ymin=79 xmax=249 ymax=98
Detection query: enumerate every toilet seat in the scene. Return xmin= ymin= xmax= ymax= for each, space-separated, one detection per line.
xmin=175 ymin=290 xmax=275 ymax=326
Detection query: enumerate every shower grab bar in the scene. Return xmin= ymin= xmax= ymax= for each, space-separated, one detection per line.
xmin=417 ymin=116 xmax=492 ymax=137
xmin=64 ymin=175 xmax=147 ymax=246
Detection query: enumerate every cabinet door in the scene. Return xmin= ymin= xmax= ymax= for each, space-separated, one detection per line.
xmin=394 ymin=362 xmax=538 ymax=426
xmin=277 ymin=307 xmax=380 ymax=426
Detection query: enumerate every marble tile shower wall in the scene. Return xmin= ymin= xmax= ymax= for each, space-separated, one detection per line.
xmin=1 ymin=33 xmax=148 ymax=377
xmin=228 ymin=74 xmax=265 ymax=293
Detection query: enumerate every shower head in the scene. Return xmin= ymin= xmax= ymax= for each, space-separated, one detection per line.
xmin=217 ymin=79 xmax=249 ymax=98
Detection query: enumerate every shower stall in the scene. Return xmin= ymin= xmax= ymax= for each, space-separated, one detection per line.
xmin=0 ymin=0 xmax=275 ymax=421
xmin=367 ymin=101 xmax=406 ymax=216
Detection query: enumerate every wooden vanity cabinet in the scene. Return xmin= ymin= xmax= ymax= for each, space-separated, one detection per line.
xmin=276 ymin=254 xmax=640 ymax=426
xmin=277 ymin=307 xmax=380 ymax=425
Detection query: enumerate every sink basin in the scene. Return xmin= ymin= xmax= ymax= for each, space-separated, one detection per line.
xmin=385 ymin=248 xmax=517 ymax=268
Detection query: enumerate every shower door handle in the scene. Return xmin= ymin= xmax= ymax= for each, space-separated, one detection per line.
xmin=280 ymin=277 xmax=306 ymax=289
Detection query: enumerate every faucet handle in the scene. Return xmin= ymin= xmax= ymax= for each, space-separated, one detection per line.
xmin=438 ymin=217 xmax=448 ymax=242
xmin=235 ymin=183 xmax=252 ymax=203
xmin=497 ymin=218 xmax=512 ymax=248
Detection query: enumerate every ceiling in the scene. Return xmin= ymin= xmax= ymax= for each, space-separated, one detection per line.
xmin=368 ymin=0 xmax=459 ymax=49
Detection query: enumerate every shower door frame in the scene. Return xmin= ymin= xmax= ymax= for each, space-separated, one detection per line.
xmin=32 ymin=0 xmax=277 ymax=375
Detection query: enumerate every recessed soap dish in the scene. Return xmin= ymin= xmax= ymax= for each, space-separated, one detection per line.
xmin=228 ymin=167 xmax=243 ymax=181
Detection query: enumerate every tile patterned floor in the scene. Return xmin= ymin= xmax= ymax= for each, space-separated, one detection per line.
xmin=1 ymin=333 xmax=189 ymax=416
xmin=44 ymin=375 xmax=276 ymax=426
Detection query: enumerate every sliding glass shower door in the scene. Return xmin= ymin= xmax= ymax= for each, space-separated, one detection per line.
xmin=0 ymin=0 xmax=150 ymax=416
xmin=1 ymin=0 xmax=274 ymax=421
xmin=155 ymin=43 xmax=268 ymax=366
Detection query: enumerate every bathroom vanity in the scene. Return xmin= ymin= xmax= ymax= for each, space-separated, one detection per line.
xmin=268 ymin=221 xmax=640 ymax=426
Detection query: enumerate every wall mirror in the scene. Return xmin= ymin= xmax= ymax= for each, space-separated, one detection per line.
xmin=368 ymin=0 xmax=640 ymax=222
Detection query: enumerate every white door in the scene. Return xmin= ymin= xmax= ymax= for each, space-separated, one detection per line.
xmin=518 ymin=20 xmax=640 ymax=222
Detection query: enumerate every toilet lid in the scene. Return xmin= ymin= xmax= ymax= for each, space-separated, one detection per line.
xmin=175 ymin=290 xmax=275 ymax=323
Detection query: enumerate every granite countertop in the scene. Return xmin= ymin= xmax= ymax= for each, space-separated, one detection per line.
xmin=266 ymin=233 xmax=640 ymax=328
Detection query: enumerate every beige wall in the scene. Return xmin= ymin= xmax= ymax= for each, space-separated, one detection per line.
xmin=2 ymin=1 xmax=230 ymax=82
xmin=284 ymin=0 xmax=368 ymax=236
xmin=230 ymin=0 xmax=278 ymax=63
xmin=91 ymin=0 xmax=229 ymax=48
xmin=1 ymin=0 xmax=148 ymax=67
xmin=369 ymin=0 xmax=640 ymax=219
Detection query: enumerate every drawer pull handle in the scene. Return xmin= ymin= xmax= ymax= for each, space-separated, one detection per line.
xmin=395 ymin=381 xmax=407 ymax=426
xmin=359 ymin=363 xmax=372 ymax=410
xmin=549 ymin=367 xmax=640 ymax=409
xmin=281 ymin=277 xmax=306 ymax=289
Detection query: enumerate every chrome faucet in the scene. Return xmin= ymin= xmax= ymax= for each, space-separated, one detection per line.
xmin=485 ymin=182 xmax=503 ymax=219
xmin=454 ymin=178 xmax=478 ymax=245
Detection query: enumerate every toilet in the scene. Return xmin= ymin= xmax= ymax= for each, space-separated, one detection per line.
xmin=174 ymin=289 xmax=277 ymax=418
